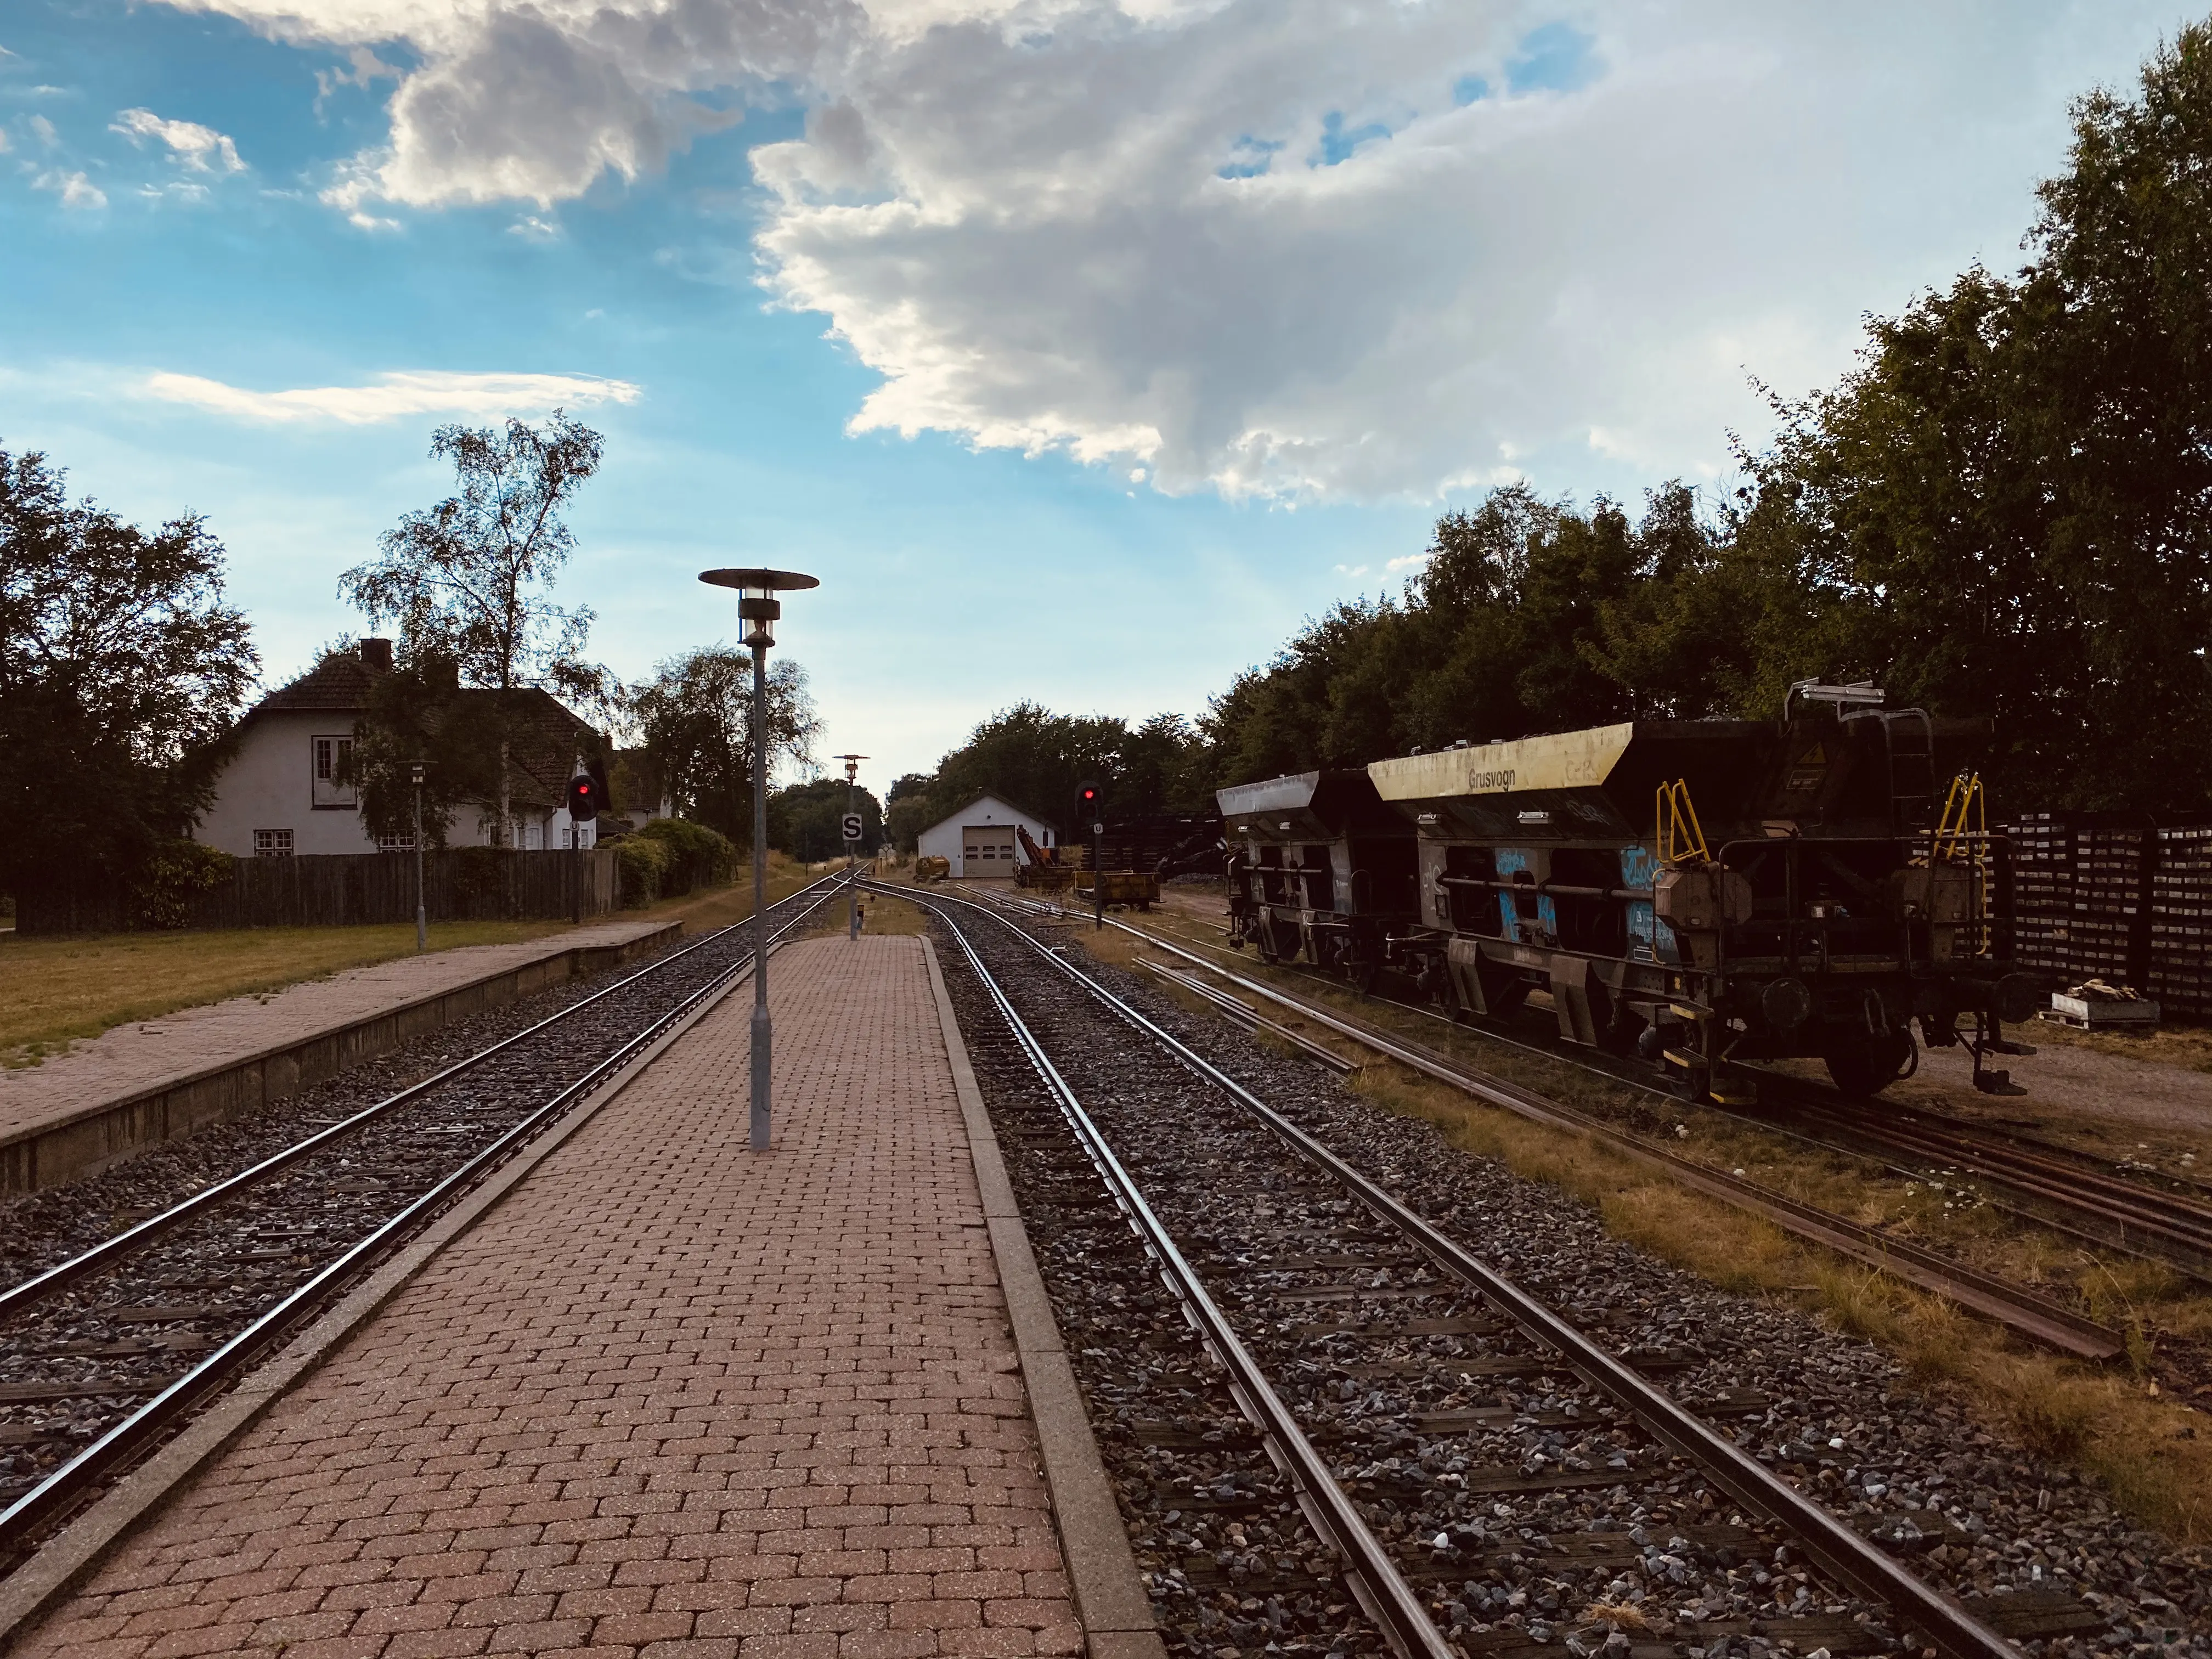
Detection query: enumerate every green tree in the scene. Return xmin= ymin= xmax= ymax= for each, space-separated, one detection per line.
xmin=629 ymin=647 xmax=822 ymax=848
xmin=931 ymin=702 xmax=1128 ymax=826
xmin=884 ymin=771 xmax=937 ymax=853
xmin=769 ymin=777 xmax=885 ymax=861
xmin=0 ymin=443 xmax=258 ymax=921
xmin=340 ymin=413 xmax=609 ymax=843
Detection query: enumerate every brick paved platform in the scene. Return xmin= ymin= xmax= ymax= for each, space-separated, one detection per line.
xmin=15 ymin=935 xmax=1084 ymax=1659
xmin=0 ymin=918 xmax=681 ymax=1194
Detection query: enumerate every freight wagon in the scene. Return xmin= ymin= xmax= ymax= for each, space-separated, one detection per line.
xmin=1220 ymin=685 xmax=2039 ymax=1100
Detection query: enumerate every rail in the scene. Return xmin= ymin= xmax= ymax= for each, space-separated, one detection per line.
xmin=988 ymin=889 xmax=2125 ymax=1359
xmin=0 ymin=872 xmax=852 ymax=1568
xmin=885 ymin=881 xmax=2021 ymax=1659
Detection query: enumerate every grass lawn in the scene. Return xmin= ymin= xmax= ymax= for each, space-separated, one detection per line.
xmin=0 ymin=855 xmax=820 ymax=1069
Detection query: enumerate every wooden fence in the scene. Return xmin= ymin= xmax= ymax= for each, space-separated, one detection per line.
xmin=18 ymin=849 xmax=624 ymax=934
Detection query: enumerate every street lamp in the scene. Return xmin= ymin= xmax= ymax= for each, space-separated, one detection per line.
xmin=411 ymin=761 xmax=427 ymax=953
xmin=831 ymin=753 xmax=868 ymax=940
xmin=701 ymin=566 xmax=820 ymax=1152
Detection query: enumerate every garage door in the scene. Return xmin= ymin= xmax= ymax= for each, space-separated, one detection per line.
xmin=963 ymin=825 xmax=1017 ymax=875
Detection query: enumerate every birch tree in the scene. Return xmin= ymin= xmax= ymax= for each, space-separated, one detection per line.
xmin=340 ymin=413 xmax=608 ymax=845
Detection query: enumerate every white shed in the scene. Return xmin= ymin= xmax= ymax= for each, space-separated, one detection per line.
xmin=916 ymin=793 xmax=1058 ymax=878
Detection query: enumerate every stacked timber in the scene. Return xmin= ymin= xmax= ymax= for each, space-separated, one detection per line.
xmin=2150 ymin=825 xmax=2212 ymax=1020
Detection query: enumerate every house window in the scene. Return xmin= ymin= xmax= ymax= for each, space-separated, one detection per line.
xmin=524 ymin=820 xmax=543 ymax=851
xmin=312 ymin=736 xmax=358 ymax=809
xmin=254 ymin=829 xmax=294 ymax=857
xmin=376 ymin=832 xmax=416 ymax=853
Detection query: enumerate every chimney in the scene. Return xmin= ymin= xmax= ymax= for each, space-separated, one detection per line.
xmin=360 ymin=637 xmax=394 ymax=672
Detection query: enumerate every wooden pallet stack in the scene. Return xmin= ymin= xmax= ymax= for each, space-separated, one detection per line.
xmin=2069 ymin=822 xmax=2153 ymax=986
xmin=2151 ymin=825 xmax=2212 ymax=1019
xmin=2002 ymin=811 xmax=2074 ymax=977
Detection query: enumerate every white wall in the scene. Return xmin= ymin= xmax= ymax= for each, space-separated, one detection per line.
xmin=196 ymin=712 xmax=382 ymax=857
xmin=196 ymin=713 xmax=597 ymax=856
xmin=916 ymin=795 xmax=1055 ymax=878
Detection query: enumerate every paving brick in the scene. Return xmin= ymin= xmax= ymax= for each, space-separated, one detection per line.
xmin=12 ymin=941 xmax=1078 ymax=1659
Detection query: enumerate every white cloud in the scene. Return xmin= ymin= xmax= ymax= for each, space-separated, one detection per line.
xmin=1385 ymin=553 xmax=1430 ymax=573
xmin=0 ymin=130 xmax=10 ymax=155
xmin=137 ymin=369 xmax=643 ymax=424
xmin=35 ymin=168 xmax=106 ymax=209
xmin=28 ymin=114 xmax=57 ymax=147
xmin=145 ymin=0 xmax=2183 ymax=499
xmin=111 ymin=107 xmax=246 ymax=172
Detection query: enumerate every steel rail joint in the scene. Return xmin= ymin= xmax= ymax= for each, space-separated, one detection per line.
xmin=892 ymin=885 xmax=2022 ymax=1659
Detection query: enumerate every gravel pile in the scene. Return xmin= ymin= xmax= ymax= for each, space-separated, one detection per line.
xmin=931 ymin=903 xmax=2211 ymax=1659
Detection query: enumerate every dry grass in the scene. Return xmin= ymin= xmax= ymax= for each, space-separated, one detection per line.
xmin=1060 ymin=907 xmax=2212 ymax=1546
xmin=0 ymin=853 xmax=823 ymax=1069
xmin=0 ymin=917 xmax=578 ymax=1068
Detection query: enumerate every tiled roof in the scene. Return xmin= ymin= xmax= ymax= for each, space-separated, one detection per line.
xmin=252 ymin=652 xmax=382 ymax=713
xmin=453 ymin=687 xmax=599 ymax=810
xmin=245 ymin=653 xmax=600 ymax=812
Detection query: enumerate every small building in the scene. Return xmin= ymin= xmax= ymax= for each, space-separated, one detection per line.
xmin=915 ymin=793 xmax=1058 ymax=878
xmin=193 ymin=638 xmax=606 ymax=859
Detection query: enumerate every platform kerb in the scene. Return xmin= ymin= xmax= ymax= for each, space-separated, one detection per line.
xmin=0 ymin=918 xmax=682 ymax=1195
xmin=14 ymin=934 xmax=1085 ymax=1659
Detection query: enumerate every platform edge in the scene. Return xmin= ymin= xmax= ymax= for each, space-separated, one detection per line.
xmin=919 ymin=934 xmax=1166 ymax=1659
xmin=0 ymin=934 xmax=752 ymax=1655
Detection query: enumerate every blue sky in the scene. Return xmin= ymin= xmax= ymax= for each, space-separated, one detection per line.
xmin=0 ymin=0 xmax=2185 ymax=788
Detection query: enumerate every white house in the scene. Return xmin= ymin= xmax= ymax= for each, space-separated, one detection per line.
xmin=915 ymin=793 xmax=1058 ymax=878
xmin=193 ymin=639 xmax=605 ymax=859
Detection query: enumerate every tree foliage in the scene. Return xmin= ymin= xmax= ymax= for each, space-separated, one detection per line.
xmin=629 ymin=647 xmax=823 ymax=849
xmin=891 ymin=702 xmax=1214 ymax=850
xmin=768 ymin=777 xmax=884 ymax=862
xmin=1206 ymin=24 xmax=2212 ymax=816
xmin=340 ymin=413 xmax=610 ymax=843
xmin=0 ymin=444 xmax=258 ymax=909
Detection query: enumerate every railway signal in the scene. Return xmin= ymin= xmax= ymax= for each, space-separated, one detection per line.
xmin=566 ymin=773 xmax=599 ymax=822
xmin=1078 ymin=780 xmax=1104 ymax=930
xmin=833 ymin=753 xmax=869 ymax=940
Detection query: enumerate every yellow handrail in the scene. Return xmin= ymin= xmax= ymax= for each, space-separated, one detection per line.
xmin=1932 ymin=771 xmax=1984 ymax=864
xmin=1656 ymin=778 xmax=1710 ymax=867
xmin=1932 ymin=771 xmax=1991 ymax=953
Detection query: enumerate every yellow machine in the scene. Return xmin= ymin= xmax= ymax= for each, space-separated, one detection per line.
xmin=1074 ymin=866 xmax=1161 ymax=909
xmin=1014 ymin=826 xmax=1076 ymax=891
xmin=913 ymin=855 xmax=952 ymax=883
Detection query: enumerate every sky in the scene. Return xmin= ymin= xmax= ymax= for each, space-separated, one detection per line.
xmin=0 ymin=0 xmax=2193 ymax=793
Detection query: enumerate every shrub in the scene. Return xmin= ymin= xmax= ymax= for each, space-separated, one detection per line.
xmin=636 ymin=818 xmax=735 ymax=896
xmin=129 ymin=840 xmax=234 ymax=929
xmin=616 ymin=834 xmax=672 ymax=907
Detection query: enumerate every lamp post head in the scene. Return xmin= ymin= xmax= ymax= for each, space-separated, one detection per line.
xmin=700 ymin=567 xmax=819 ymax=650
xmin=832 ymin=751 xmax=868 ymax=784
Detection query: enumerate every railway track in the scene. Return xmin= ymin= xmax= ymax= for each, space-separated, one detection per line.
xmin=978 ymin=892 xmax=2142 ymax=1362
xmin=1026 ymin=891 xmax=2212 ymax=1305
xmin=888 ymin=882 xmax=2121 ymax=1659
xmin=0 ymin=871 xmax=850 ymax=1576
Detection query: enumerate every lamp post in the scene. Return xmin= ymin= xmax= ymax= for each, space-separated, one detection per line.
xmin=701 ymin=566 xmax=819 ymax=1152
xmin=411 ymin=762 xmax=427 ymax=953
xmin=831 ymin=753 xmax=868 ymax=939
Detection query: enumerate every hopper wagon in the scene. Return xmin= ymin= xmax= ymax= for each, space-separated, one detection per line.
xmin=1222 ymin=687 xmax=2038 ymax=1100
